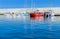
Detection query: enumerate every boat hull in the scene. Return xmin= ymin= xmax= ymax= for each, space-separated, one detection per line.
xmin=30 ymin=13 xmax=43 ymax=17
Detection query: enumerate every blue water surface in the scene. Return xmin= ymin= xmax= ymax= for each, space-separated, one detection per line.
xmin=0 ymin=15 xmax=60 ymax=39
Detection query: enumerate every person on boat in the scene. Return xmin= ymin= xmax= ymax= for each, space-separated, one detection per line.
xmin=44 ymin=12 xmax=49 ymax=17
xmin=44 ymin=10 xmax=52 ymax=17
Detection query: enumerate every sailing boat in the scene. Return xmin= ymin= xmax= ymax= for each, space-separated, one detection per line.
xmin=30 ymin=0 xmax=43 ymax=17
xmin=30 ymin=10 xmax=43 ymax=17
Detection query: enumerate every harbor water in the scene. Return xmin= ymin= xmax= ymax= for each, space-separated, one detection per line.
xmin=0 ymin=14 xmax=60 ymax=39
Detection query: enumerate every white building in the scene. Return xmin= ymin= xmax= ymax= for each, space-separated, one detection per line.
xmin=0 ymin=7 xmax=60 ymax=14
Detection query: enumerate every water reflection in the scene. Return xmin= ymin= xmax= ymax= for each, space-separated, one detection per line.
xmin=0 ymin=15 xmax=60 ymax=39
xmin=30 ymin=16 xmax=52 ymax=22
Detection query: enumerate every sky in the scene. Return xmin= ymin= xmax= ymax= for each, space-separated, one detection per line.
xmin=0 ymin=0 xmax=60 ymax=8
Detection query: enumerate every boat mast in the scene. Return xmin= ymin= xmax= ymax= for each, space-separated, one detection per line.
xmin=33 ymin=0 xmax=35 ymax=11
xmin=24 ymin=0 xmax=27 ymax=13
xmin=31 ymin=0 xmax=36 ymax=12
xmin=31 ymin=0 xmax=34 ymax=12
xmin=50 ymin=0 xmax=52 ymax=14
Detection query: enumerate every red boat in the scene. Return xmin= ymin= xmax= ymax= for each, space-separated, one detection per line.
xmin=30 ymin=12 xmax=43 ymax=17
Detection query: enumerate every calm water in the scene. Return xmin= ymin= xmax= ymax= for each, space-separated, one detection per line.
xmin=0 ymin=15 xmax=60 ymax=39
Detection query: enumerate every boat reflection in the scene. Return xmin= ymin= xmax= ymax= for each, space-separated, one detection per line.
xmin=30 ymin=16 xmax=51 ymax=22
xmin=43 ymin=17 xmax=51 ymax=22
xmin=30 ymin=16 xmax=43 ymax=20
